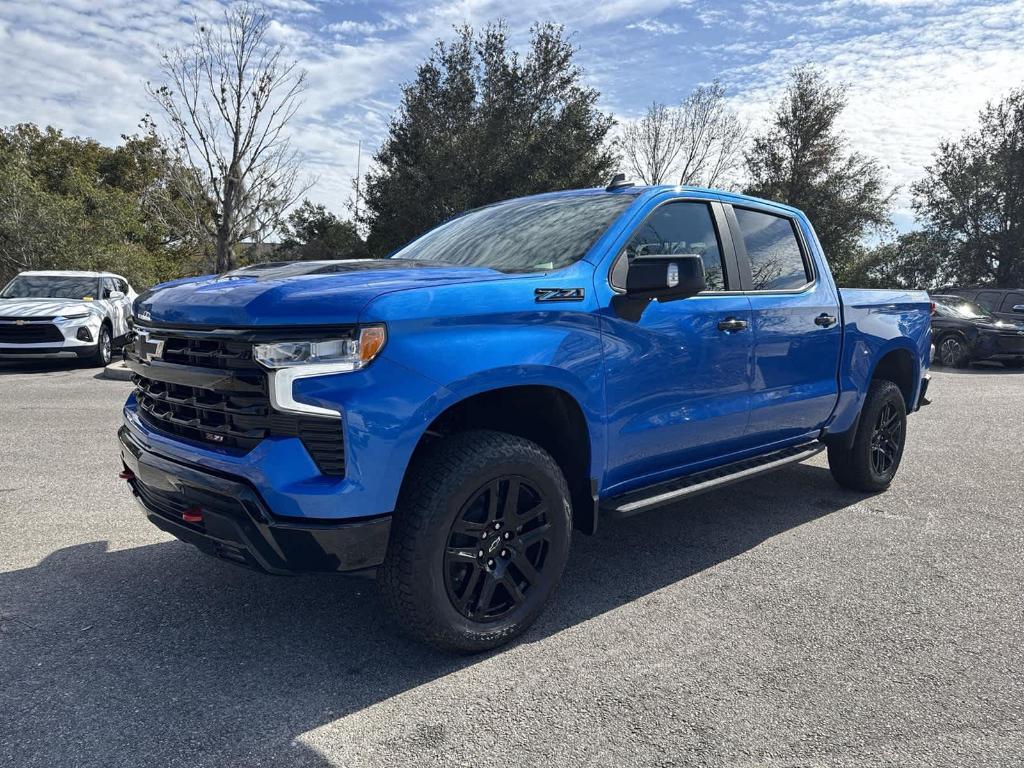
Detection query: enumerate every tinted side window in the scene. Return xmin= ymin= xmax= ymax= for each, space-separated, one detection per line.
xmin=614 ymin=202 xmax=728 ymax=290
xmin=117 ymin=278 xmax=129 ymax=293
xmin=1000 ymin=293 xmax=1024 ymax=312
xmin=734 ymin=208 xmax=810 ymax=291
xmin=101 ymin=278 xmax=118 ymax=299
xmin=976 ymin=292 xmax=1000 ymax=312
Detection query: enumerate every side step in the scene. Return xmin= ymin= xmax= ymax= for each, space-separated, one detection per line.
xmin=602 ymin=442 xmax=826 ymax=518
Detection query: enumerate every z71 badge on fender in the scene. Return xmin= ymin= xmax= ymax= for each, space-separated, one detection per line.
xmin=534 ymin=287 xmax=585 ymax=302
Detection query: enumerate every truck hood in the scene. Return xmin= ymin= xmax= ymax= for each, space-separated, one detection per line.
xmin=136 ymin=259 xmax=507 ymax=327
xmin=0 ymin=298 xmax=102 ymax=319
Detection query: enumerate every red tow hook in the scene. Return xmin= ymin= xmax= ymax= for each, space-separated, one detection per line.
xmin=118 ymin=469 xmax=135 ymax=481
xmin=181 ymin=506 xmax=204 ymax=524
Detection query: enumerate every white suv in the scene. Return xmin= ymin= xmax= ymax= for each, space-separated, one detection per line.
xmin=0 ymin=271 xmax=137 ymax=366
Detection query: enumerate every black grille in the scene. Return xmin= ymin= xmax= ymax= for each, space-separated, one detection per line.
xmin=130 ymin=332 xmax=345 ymax=476
xmin=0 ymin=322 xmax=64 ymax=343
xmin=160 ymin=336 xmax=261 ymax=371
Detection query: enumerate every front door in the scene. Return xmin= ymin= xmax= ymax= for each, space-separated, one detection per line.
xmin=600 ymin=197 xmax=754 ymax=491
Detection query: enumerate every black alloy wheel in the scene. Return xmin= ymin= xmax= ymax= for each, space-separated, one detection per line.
xmin=870 ymin=402 xmax=902 ymax=476
xmin=938 ymin=335 xmax=968 ymax=368
xmin=444 ymin=476 xmax=552 ymax=622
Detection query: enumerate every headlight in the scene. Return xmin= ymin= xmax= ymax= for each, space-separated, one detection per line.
xmin=254 ymin=325 xmax=387 ymax=371
xmin=56 ymin=313 xmax=90 ymax=322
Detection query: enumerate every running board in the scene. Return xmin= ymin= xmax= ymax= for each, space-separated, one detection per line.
xmin=602 ymin=442 xmax=826 ymax=518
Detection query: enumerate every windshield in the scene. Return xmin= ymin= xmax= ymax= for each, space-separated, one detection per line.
xmin=936 ymin=298 xmax=993 ymax=321
xmin=0 ymin=275 xmax=100 ymax=300
xmin=391 ymin=193 xmax=637 ymax=272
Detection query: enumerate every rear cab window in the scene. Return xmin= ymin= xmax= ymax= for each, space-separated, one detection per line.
xmin=733 ymin=207 xmax=812 ymax=291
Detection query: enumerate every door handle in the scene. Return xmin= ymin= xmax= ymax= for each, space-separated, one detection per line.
xmin=815 ymin=313 xmax=838 ymax=328
xmin=717 ymin=317 xmax=748 ymax=332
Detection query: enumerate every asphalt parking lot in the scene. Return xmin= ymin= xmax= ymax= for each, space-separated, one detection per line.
xmin=1 ymin=361 xmax=1022 ymax=767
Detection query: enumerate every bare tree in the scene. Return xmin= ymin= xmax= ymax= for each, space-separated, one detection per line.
xmin=676 ymin=82 xmax=747 ymax=188
xmin=618 ymin=102 xmax=686 ymax=185
xmin=617 ymin=82 xmax=747 ymax=189
xmin=147 ymin=2 xmax=312 ymax=272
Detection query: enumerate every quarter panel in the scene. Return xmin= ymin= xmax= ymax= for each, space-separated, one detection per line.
xmin=828 ymin=289 xmax=932 ymax=433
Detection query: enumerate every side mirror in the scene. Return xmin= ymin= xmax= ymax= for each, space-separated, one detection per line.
xmin=108 ymin=290 xmax=125 ymax=300
xmin=625 ymin=254 xmax=706 ymax=302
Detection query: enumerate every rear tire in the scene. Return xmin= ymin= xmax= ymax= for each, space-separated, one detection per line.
xmin=379 ymin=430 xmax=572 ymax=653
xmin=936 ymin=334 xmax=970 ymax=368
xmin=828 ymin=379 xmax=907 ymax=492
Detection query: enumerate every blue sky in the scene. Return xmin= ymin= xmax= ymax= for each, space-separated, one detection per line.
xmin=1 ymin=0 xmax=1023 ymax=232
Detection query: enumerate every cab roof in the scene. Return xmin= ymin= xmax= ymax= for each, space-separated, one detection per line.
xmin=537 ymin=183 xmax=807 ymax=218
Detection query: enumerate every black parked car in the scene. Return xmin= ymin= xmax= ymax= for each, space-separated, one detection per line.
xmin=938 ymin=287 xmax=1024 ymax=323
xmin=931 ymin=294 xmax=1024 ymax=368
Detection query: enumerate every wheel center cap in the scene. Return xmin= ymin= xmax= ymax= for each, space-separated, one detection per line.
xmin=487 ymin=537 xmax=502 ymax=554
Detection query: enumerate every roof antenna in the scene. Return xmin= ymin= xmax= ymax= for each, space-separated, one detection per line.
xmin=606 ymin=173 xmax=633 ymax=191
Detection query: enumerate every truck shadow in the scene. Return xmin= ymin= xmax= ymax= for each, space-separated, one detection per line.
xmin=0 ymin=463 xmax=856 ymax=767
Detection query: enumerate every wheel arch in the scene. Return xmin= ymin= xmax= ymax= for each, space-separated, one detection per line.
xmin=870 ymin=346 xmax=918 ymax=411
xmin=825 ymin=341 xmax=920 ymax=451
xmin=403 ymin=383 xmax=599 ymax=535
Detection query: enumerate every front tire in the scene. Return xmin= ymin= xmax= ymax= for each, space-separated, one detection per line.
xmin=828 ymin=379 xmax=908 ymax=492
xmin=380 ymin=430 xmax=572 ymax=653
xmin=937 ymin=334 xmax=970 ymax=368
xmin=90 ymin=324 xmax=112 ymax=367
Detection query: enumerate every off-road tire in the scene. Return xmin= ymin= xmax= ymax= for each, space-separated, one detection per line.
xmin=828 ymin=379 xmax=908 ymax=492
xmin=379 ymin=430 xmax=572 ymax=653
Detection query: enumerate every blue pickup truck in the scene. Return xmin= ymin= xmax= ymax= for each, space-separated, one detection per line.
xmin=119 ymin=181 xmax=931 ymax=651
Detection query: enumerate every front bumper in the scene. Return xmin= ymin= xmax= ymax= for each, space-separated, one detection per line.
xmin=0 ymin=315 xmax=103 ymax=357
xmin=0 ymin=345 xmax=98 ymax=359
xmin=119 ymin=427 xmax=391 ymax=574
xmin=971 ymin=329 xmax=1024 ymax=359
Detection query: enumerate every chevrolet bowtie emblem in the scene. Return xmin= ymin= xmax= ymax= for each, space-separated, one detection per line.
xmin=136 ymin=331 xmax=165 ymax=362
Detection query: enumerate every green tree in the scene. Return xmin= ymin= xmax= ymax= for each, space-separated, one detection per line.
xmin=744 ymin=66 xmax=892 ymax=284
xmin=911 ymin=88 xmax=1024 ymax=287
xmin=361 ymin=22 xmax=617 ymax=256
xmin=845 ymin=230 xmax=951 ymax=289
xmin=279 ymin=199 xmax=367 ymax=260
xmin=0 ymin=123 xmax=201 ymax=288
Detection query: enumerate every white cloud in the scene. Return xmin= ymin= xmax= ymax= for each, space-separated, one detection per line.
xmin=626 ymin=18 xmax=683 ymax=34
xmin=0 ymin=0 xmax=1021 ymax=232
xmin=326 ymin=19 xmax=401 ymax=37
xmin=719 ymin=0 xmax=1024 ymax=224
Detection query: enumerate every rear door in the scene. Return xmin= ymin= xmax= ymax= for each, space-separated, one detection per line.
xmin=600 ymin=195 xmax=754 ymax=488
xmin=725 ymin=203 xmax=842 ymax=445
